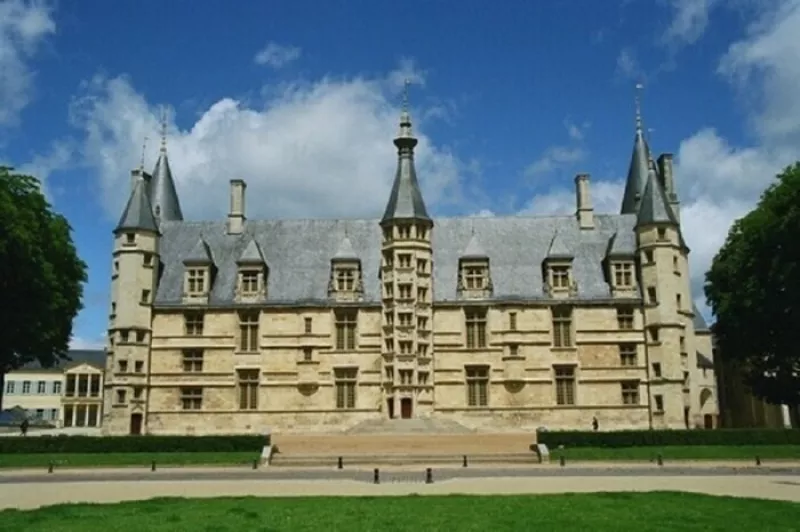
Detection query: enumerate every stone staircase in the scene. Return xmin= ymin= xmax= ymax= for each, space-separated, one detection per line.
xmin=269 ymin=418 xmax=535 ymax=467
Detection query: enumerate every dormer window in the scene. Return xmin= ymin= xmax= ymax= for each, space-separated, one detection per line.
xmin=551 ymin=265 xmax=571 ymax=289
xmin=235 ymin=239 xmax=267 ymax=302
xmin=543 ymin=231 xmax=575 ymax=298
xmin=465 ymin=266 xmax=487 ymax=289
xmin=458 ymin=233 xmax=492 ymax=300
xmin=183 ymin=237 xmax=215 ymax=302
xmin=329 ymin=236 xmax=363 ymax=302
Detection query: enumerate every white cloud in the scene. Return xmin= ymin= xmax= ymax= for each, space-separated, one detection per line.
xmin=524 ymin=120 xmax=590 ymax=179
xmin=662 ymin=0 xmax=721 ymax=47
xmin=69 ymin=334 xmax=105 ymax=350
xmin=615 ymin=48 xmax=645 ymax=81
xmin=520 ymin=0 xmax=800 ymax=322
xmin=0 ymin=0 xmax=55 ymax=126
xmin=68 ymin=65 xmax=468 ymax=221
xmin=253 ymin=42 xmax=301 ymax=68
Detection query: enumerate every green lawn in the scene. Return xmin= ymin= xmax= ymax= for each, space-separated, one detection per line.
xmin=1 ymin=493 xmax=798 ymax=531
xmin=0 ymin=452 xmax=259 ymax=469
xmin=551 ymin=444 xmax=800 ymax=462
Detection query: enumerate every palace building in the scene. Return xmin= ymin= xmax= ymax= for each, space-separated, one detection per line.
xmin=102 ymin=97 xmax=718 ymax=436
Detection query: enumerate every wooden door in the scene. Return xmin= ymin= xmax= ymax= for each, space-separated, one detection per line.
xmin=129 ymin=413 xmax=143 ymax=435
xmin=400 ymin=398 xmax=413 ymax=419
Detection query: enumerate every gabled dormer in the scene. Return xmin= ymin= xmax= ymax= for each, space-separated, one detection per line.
xmin=328 ymin=236 xmax=363 ymax=302
xmin=543 ymin=231 xmax=576 ymax=298
xmin=457 ymin=233 xmax=493 ymax=299
xmin=183 ymin=237 xmax=214 ymax=303
xmin=236 ymin=239 xmax=267 ymax=302
xmin=605 ymin=232 xmax=638 ymax=297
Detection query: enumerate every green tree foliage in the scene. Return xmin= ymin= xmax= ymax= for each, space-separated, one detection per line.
xmin=705 ymin=162 xmax=800 ymax=417
xmin=0 ymin=167 xmax=87 ymax=410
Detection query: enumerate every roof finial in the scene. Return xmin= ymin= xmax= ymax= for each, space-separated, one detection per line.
xmin=402 ymin=78 xmax=410 ymax=113
xmin=139 ymin=136 xmax=149 ymax=172
xmin=160 ymin=107 xmax=168 ymax=153
xmin=397 ymin=78 xmax=413 ymax=138
xmin=635 ymin=82 xmax=644 ymax=134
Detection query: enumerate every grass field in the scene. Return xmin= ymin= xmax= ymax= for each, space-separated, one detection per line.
xmin=0 ymin=444 xmax=797 ymax=469
xmin=0 ymin=493 xmax=798 ymax=531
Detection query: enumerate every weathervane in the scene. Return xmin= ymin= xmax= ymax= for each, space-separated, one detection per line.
xmin=139 ymin=136 xmax=149 ymax=172
xmin=635 ymin=82 xmax=644 ymax=133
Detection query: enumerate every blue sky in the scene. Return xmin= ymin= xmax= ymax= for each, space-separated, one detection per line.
xmin=2 ymin=0 xmax=799 ymax=348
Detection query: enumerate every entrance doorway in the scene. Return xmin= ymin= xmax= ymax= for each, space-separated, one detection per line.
xmin=387 ymin=399 xmax=395 ymax=419
xmin=703 ymin=414 xmax=714 ymax=429
xmin=129 ymin=413 xmax=143 ymax=435
xmin=400 ymin=398 xmax=413 ymax=419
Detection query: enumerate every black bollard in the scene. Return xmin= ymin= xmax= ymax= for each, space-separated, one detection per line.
xmin=559 ymin=455 xmax=565 ymax=467
xmin=755 ymin=456 xmax=761 ymax=466
xmin=151 ymin=460 xmax=156 ymax=472
xmin=657 ymin=454 xmax=663 ymax=467
xmin=337 ymin=456 xmax=343 ymax=469
xmin=463 ymin=455 xmax=468 ymax=468
xmin=373 ymin=468 xmax=380 ymax=484
xmin=425 ymin=467 xmax=433 ymax=484
xmin=47 ymin=461 xmax=53 ymax=474
xmin=252 ymin=459 xmax=259 ymax=470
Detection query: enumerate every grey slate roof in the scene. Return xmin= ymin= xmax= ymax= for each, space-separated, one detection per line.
xmin=151 ymin=149 xmax=184 ymax=224
xmin=184 ymin=237 xmax=214 ymax=264
xmin=637 ymin=167 xmax=679 ymax=227
xmin=693 ymin=304 xmax=710 ymax=331
xmin=461 ymin=233 xmax=488 ymax=259
xmin=606 ymin=231 xmax=636 ymax=257
xmin=547 ymin=230 xmax=573 ymax=259
xmin=381 ymin=111 xmax=431 ymax=223
xmin=19 ymin=349 xmax=105 ymax=372
xmin=697 ymin=352 xmax=714 ymax=369
xmin=332 ymin=236 xmax=359 ymax=261
xmin=238 ymin=239 xmax=265 ymax=264
xmin=153 ymin=214 xmax=640 ymax=306
xmin=115 ymin=177 xmax=158 ymax=233
xmin=620 ymin=129 xmax=651 ymax=215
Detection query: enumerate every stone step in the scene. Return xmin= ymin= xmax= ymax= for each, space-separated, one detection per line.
xmin=272 ymin=432 xmax=535 ymax=457
xmin=270 ymin=452 xmax=538 ymax=468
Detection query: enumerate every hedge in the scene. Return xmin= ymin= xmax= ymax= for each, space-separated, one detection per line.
xmin=537 ymin=429 xmax=800 ymax=448
xmin=0 ymin=434 xmax=269 ymax=454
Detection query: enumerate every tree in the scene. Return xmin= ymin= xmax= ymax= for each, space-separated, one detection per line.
xmin=705 ymin=162 xmax=800 ymax=426
xmin=0 ymin=167 xmax=87 ymax=411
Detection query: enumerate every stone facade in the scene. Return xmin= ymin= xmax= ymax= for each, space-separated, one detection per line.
xmin=102 ymin=103 xmax=718 ymax=436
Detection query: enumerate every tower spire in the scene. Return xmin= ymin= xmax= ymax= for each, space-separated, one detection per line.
xmin=139 ymin=136 xmax=148 ymax=172
xmin=381 ymin=79 xmax=429 ymax=224
xmin=635 ymin=83 xmax=644 ymax=134
xmin=150 ymin=106 xmax=184 ymax=223
xmin=620 ymin=83 xmax=653 ymax=214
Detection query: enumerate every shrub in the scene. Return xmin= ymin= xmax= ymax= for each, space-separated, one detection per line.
xmin=536 ymin=429 xmax=800 ymax=448
xmin=0 ymin=434 xmax=268 ymax=454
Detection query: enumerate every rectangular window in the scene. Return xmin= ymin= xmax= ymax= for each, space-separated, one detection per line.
xmin=182 ymin=349 xmax=204 ymax=372
xmin=555 ymin=366 xmax=576 ymax=405
xmin=417 ymin=259 xmax=427 ymax=273
xmin=237 ymin=369 xmax=260 ymax=410
xmin=303 ymin=347 xmax=313 ymax=362
xmin=119 ymin=360 xmax=128 ymax=373
xmin=509 ymin=344 xmax=519 ymax=357
xmin=238 ymin=311 xmax=260 ymax=352
xmin=240 ymin=271 xmax=259 ymax=294
xmin=335 ymin=310 xmax=358 ymax=350
xmin=647 ymin=287 xmax=658 ymax=304
xmin=617 ymin=307 xmax=634 ymax=330
xmin=465 ymin=308 xmax=487 ymax=348
xmin=464 ymin=266 xmax=486 ymax=289
xmin=398 ymin=284 xmax=412 ymax=299
xmin=619 ymin=344 xmax=637 ymax=366
xmin=65 ymin=375 xmax=75 ymax=397
xmin=36 ymin=381 xmax=46 ymax=394
xmin=187 ymin=268 xmax=206 ymax=294
xmin=509 ymin=311 xmax=517 ymax=331
xmin=654 ymin=394 xmax=664 ymax=412
xmin=657 ymin=228 xmax=667 ymax=241
xmin=90 ymin=375 xmax=101 ymax=396
xmin=180 ymin=387 xmax=203 ymax=410
xmin=552 ymin=307 xmax=573 ymax=348
xmin=398 ymin=313 xmax=413 ymax=327
xmin=334 ymin=368 xmax=357 ymax=409
xmin=141 ymin=289 xmax=150 ymax=303
xmin=143 ymin=252 xmax=153 ymax=267
xmin=134 ymin=387 xmax=144 ymax=400
xmin=87 ymin=405 xmax=99 ymax=427
xmin=613 ymin=263 xmax=634 ymax=287
xmin=399 ymin=369 xmax=413 ymax=385
xmin=134 ymin=361 xmax=143 ymax=373
xmin=185 ymin=312 xmax=204 ymax=336
xmin=418 ymin=372 xmax=429 ymax=385
xmin=399 ymin=341 xmax=413 ymax=354
xmin=64 ymin=405 xmax=74 ymax=427
xmin=417 ymin=287 xmax=428 ymax=302
xmin=676 ymin=293 xmax=682 ymax=309
xmin=5 ymin=381 xmax=14 ymax=394
xmin=116 ymin=389 xmax=127 ymax=404
xmin=652 ymin=362 xmax=662 ymax=378
xmin=304 ymin=317 xmax=312 ymax=334
xmin=649 ymin=327 xmax=660 ymax=343
xmin=680 ymin=336 xmax=686 ymax=353
xmin=22 ymin=381 xmax=31 ymax=394
xmin=52 ymin=381 xmax=61 ymax=395
xmin=621 ymin=381 xmax=639 ymax=404
xmin=77 ymin=375 xmax=88 ymax=397
xmin=466 ymin=366 xmax=489 ymax=407
xmin=336 ymin=269 xmax=355 ymax=291
xmin=551 ymin=266 xmax=570 ymax=288
xmin=397 ymin=254 xmax=412 ymax=268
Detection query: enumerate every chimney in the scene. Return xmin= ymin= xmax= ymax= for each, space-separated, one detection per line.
xmin=575 ymin=173 xmax=594 ymax=230
xmin=227 ymin=179 xmax=247 ymax=235
xmin=657 ymin=153 xmax=680 ymax=223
